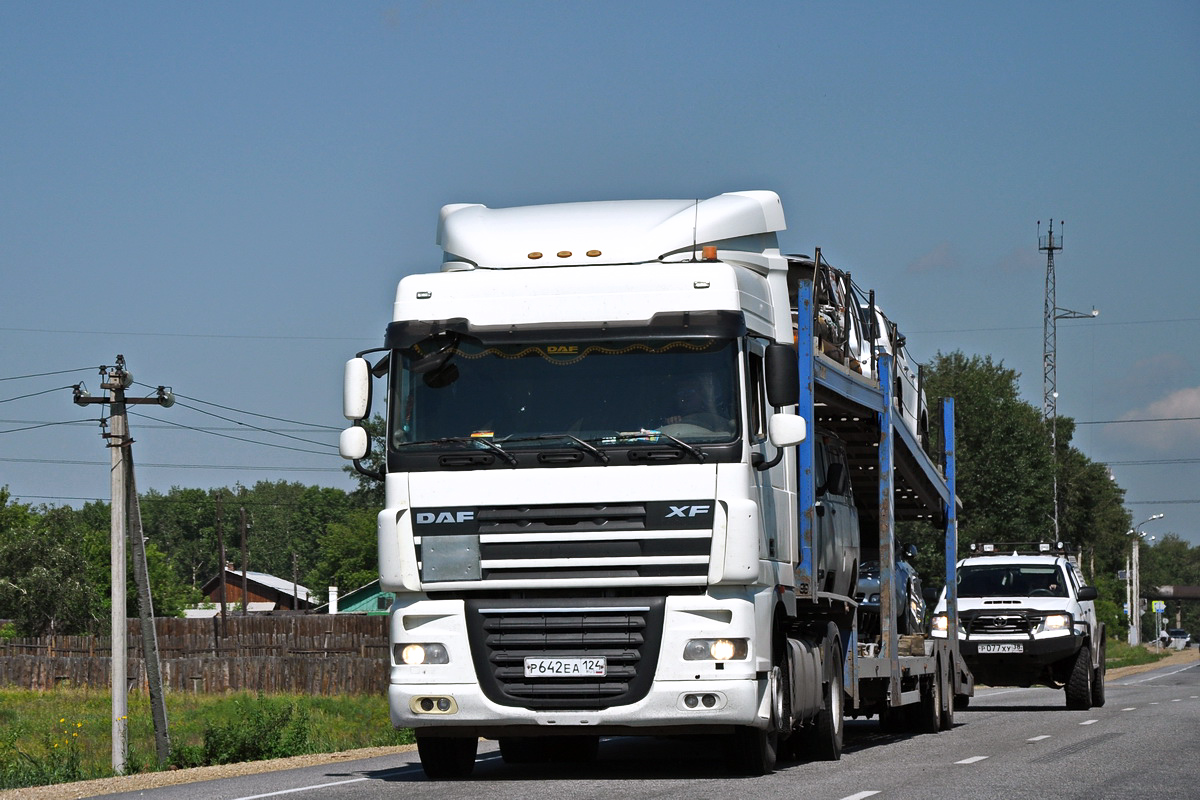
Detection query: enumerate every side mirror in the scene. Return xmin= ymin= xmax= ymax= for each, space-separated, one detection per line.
xmin=339 ymin=426 xmax=369 ymax=460
xmin=343 ymin=358 xmax=372 ymax=421
xmin=903 ymin=543 xmax=918 ymax=560
xmin=765 ymin=343 xmax=799 ymax=408
xmin=767 ymin=413 xmax=806 ymax=447
xmin=1077 ymin=586 xmax=1099 ymax=601
xmin=821 ymin=461 xmax=846 ymax=497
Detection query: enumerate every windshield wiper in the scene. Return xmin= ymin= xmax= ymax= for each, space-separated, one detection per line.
xmin=536 ymin=433 xmax=609 ymax=463
xmin=616 ymin=429 xmax=707 ymax=463
xmin=396 ymin=436 xmax=518 ymax=466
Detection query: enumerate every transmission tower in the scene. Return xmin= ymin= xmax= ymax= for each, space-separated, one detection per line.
xmin=1039 ymin=220 xmax=1097 ymax=539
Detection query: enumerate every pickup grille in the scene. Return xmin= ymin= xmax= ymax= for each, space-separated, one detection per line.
xmin=961 ymin=611 xmax=1037 ymax=635
xmin=464 ymin=597 xmax=665 ymax=710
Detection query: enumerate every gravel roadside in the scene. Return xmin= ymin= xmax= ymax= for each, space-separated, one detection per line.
xmin=6 ymin=647 xmax=1196 ymax=800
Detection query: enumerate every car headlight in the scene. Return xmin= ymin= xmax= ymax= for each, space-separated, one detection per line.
xmin=684 ymin=638 xmax=749 ymax=661
xmin=1041 ymin=614 xmax=1070 ymax=631
xmin=397 ymin=642 xmax=449 ymax=665
xmin=931 ymin=614 xmax=949 ymax=632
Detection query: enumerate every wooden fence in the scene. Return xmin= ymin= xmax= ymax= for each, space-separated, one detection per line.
xmin=0 ymin=615 xmax=391 ymax=695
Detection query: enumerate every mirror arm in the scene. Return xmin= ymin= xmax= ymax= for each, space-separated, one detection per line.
xmin=753 ymin=447 xmax=784 ymax=472
xmin=352 ymin=457 xmax=384 ymax=482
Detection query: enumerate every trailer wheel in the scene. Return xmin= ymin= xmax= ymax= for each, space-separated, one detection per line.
xmin=939 ymin=660 xmax=955 ymax=730
xmin=807 ymin=623 xmax=844 ymax=760
xmin=1065 ymin=644 xmax=1093 ymax=710
xmin=918 ymin=666 xmax=942 ymax=733
xmin=415 ymin=731 xmax=478 ymax=780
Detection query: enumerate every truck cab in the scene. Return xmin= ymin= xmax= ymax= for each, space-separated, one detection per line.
xmin=930 ymin=546 xmax=1104 ymax=709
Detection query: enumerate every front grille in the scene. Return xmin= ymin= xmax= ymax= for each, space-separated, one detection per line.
xmin=465 ymin=596 xmax=665 ymax=710
xmin=415 ymin=501 xmax=713 ymax=583
xmin=962 ymin=612 xmax=1037 ymax=635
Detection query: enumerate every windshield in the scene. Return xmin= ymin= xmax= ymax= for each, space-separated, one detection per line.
xmin=389 ymin=335 xmax=740 ymax=452
xmin=956 ymin=564 xmax=1068 ymax=598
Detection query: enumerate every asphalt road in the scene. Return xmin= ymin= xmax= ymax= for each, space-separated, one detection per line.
xmin=95 ymin=659 xmax=1199 ymax=800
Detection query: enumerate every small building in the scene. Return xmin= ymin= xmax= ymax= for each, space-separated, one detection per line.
xmin=198 ymin=564 xmax=315 ymax=613
xmin=313 ymin=579 xmax=394 ymax=615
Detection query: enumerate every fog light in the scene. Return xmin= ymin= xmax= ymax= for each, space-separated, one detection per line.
xmin=702 ymin=694 xmax=716 ymax=708
xmin=437 ymin=698 xmax=451 ymax=711
xmin=684 ymin=694 xmax=699 ymax=708
xmin=420 ymin=697 xmax=434 ymax=711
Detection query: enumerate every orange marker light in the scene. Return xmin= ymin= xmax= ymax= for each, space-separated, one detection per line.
xmin=702 ymin=246 xmax=718 ymax=261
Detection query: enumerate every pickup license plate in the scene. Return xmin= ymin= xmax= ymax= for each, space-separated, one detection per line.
xmin=978 ymin=643 xmax=1023 ymax=654
xmin=524 ymin=657 xmax=607 ymax=677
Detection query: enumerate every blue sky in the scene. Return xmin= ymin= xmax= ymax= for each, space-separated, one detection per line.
xmin=2 ymin=1 xmax=1198 ymax=547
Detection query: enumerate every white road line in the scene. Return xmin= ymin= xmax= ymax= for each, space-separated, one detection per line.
xmin=1080 ymin=719 xmax=1099 ymax=725
xmin=233 ymin=777 xmax=370 ymax=799
xmin=1027 ymin=735 xmax=1051 ymax=742
xmin=956 ymin=756 xmax=989 ymax=764
xmin=1121 ymin=707 xmax=1136 ymax=711
xmin=1172 ymin=698 xmax=1182 ymax=702
xmin=838 ymin=792 xmax=882 ymax=800
xmin=1121 ymin=663 xmax=1200 ymax=684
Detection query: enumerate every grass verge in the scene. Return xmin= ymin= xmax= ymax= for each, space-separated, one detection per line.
xmin=1104 ymin=638 xmax=1174 ymax=670
xmin=0 ymin=688 xmax=414 ymax=791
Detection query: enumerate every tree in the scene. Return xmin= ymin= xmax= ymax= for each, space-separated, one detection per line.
xmin=308 ymin=509 xmax=379 ymax=601
xmin=342 ymin=413 xmax=386 ymax=508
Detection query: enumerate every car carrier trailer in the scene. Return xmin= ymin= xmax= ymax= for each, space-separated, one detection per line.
xmin=339 ymin=190 xmax=971 ymax=777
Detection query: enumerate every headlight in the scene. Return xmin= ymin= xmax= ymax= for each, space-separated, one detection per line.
xmin=397 ymin=642 xmax=449 ymax=665
xmin=1042 ymin=614 xmax=1070 ymax=631
xmin=931 ymin=614 xmax=949 ymax=632
xmin=684 ymin=638 xmax=749 ymax=661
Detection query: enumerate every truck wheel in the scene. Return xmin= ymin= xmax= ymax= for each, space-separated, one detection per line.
xmin=416 ymin=731 xmax=478 ymax=779
xmin=1065 ymin=644 xmax=1093 ymax=710
xmin=953 ymin=693 xmax=970 ymax=710
xmin=727 ymin=660 xmax=782 ymax=775
xmin=807 ymin=624 xmax=844 ymax=760
xmin=1091 ymin=640 xmax=1107 ymax=708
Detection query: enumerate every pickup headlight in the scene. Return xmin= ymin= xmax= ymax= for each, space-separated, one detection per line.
xmin=1041 ymin=614 xmax=1071 ymax=631
xmin=931 ymin=614 xmax=949 ymax=632
xmin=397 ymin=642 xmax=449 ymax=665
xmin=684 ymin=638 xmax=749 ymax=661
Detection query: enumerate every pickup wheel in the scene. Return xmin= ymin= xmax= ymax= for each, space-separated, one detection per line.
xmin=415 ymin=731 xmax=478 ymax=780
xmin=1091 ymin=639 xmax=1107 ymax=708
xmin=1065 ymin=644 xmax=1093 ymax=710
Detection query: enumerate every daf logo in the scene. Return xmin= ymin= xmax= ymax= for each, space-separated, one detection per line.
xmin=547 ymin=345 xmax=578 ymax=354
xmin=667 ymin=504 xmax=711 ymax=518
xmin=416 ymin=510 xmax=475 ymax=524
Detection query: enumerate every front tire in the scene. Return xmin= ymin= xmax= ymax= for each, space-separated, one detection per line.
xmin=1091 ymin=639 xmax=1107 ymax=708
xmin=1065 ymin=644 xmax=1093 ymax=710
xmin=416 ymin=731 xmax=478 ymax=780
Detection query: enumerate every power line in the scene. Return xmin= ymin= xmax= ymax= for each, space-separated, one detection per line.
xmin=0 ymin=366 xmax=101 ymax=382
xmin=1 ymin=385 xmax=78 ymax=404
xmin=1077 ymin=416 xmax=1200 ymax=426
xmin=126 ymin=410 xmax=336 ymax=456
xmin=133 ymin=383 xmax=342 ymax=430
xmin=0 ymin=325 xmax=373 ymax=342
xmin=0 ymin=419 xmax=97 ymax=434
xmin=0 ymin=456 xmax=342 ymax=472
xmin=161 ymin=401 xmax=337 ymax=449
xmin=1 ymin=418 xmax=332 ymax=433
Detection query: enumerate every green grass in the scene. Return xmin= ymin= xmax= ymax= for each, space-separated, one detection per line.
xmin=1104 ymin=638 xmax=1173 ymax=670
xmin=0 ymin=687 xmax=415 ymax=791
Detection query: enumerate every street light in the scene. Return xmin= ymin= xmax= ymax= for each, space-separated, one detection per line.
xmin=1126 ymin=513 xmax=1164 ymax=646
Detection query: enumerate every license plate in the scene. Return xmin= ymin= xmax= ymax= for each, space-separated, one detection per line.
xmin=524 ymin=657 xmax=607 ymax=677
xmin=978 ymin=643 xmax=1023 ymax=654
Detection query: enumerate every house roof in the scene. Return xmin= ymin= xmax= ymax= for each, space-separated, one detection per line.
xmin=201 ymin=566 xmax=312 ymax=603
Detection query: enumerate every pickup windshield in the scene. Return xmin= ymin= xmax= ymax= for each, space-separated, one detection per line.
xmin=389 ymin=336 xmax=739 ymax=452
xmin=956 ymin=564 xmax=1068 ymax=598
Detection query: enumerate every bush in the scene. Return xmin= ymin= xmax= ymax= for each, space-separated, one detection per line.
xmin=172 ymin=694 xmax=312 ymax=768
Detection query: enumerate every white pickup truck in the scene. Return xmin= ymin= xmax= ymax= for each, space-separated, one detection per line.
xmin=930 ymin=548 xmax=1105 ymax=710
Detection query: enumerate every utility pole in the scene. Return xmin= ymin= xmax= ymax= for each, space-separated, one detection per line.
xmin=238 ymin=482 xmax=249 ymax=615
xmin=73 ymin=356 xmax=174 ymax=774
xmin=1039 ymin=220 xmax=1097 ymax=540
xmin=216 ymin=490 xmax=227 ymax=640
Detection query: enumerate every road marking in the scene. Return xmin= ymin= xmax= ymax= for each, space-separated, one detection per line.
xmin=1080 ymin=719 xmax=1098 ymax=725
xmin=1121 ymin=707 xmax=1136 ymax=711
xmin=956 ymin=756 xmax=989 ymax=764
xmin=233 ymin=777 xmax=369 ymax=799
xmin=1027 ymin=735 xmax=1051 ymax=742
xmin=1172 ymin=698 xmax=1182 ymax=702
xmin=838 ymin=792 xmax=881 ymax=800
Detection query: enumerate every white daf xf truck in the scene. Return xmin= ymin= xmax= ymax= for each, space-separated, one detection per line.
xmin=340 ymin=190 xmax=969 ymax=778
